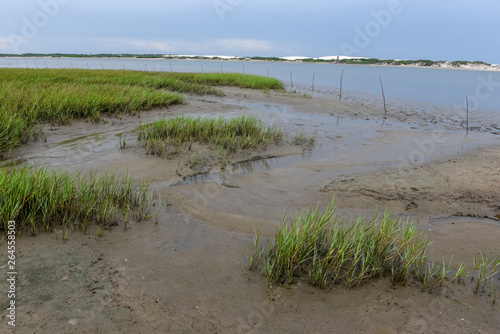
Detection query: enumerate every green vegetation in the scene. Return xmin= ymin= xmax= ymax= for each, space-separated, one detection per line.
xmin=0 ymin=165 xmax=157 ymax=235
xmin=250 ymin=57 xmax=286 ymax=62
xmin=0 ymin=68 xmax=284 ymax=152
xmin=250 ymin=200 xmax=500 ymax=302
xmin=138 ymin=115 xmax=284 ymax=158
xmin=158 ymin=72 xmax=284 ymax=90
xmin=293 ymin=130 xmax=316 ymax=147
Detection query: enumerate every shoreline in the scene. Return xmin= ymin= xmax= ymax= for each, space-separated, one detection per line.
xmin=1 ymin=55 xmax=499 ymax=72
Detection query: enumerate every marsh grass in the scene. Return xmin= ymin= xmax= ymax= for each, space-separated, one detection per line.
xmin=293 ymin=130 xmax=316 ymax=148
xmin=138 ymin=115 xmax=284 ymax=158
xmin=260 ymin=201 xmax=431 ymax=288
xmin=0 ymin=165 xmax=156 ymax=235
xmin=0 ymin=68 xmax=285 ymax=152
xmin=251 ymin=199 xmax=500 ymax=301
xmin=471 ymin=253 xmax=500 ymax=295
xmin=161 ymin=72 xmax=285 ymax=91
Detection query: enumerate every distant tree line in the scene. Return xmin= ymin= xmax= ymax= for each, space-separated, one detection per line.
xmin=0 ymin=54 xmax=492 ymax=67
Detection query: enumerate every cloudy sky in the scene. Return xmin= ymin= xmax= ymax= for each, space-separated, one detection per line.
xmin=1 ymin=0 xmax=499 ymax=63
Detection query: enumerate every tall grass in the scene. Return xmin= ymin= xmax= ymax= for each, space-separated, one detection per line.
xmin=0 ymin=68 xmax=285 ymax=152
xmin=162 ymin=72 xmax=285 ymax=90
xmin=138 ymin=115 xmax=284 ymax=157
xmin=251 ymin=199 xmax=500 ymax=299
xmin=260 ymin=201 xmax=430 ymax=288
xmin=0 ymin=68 xmax=222 ymax=95
xmin=0 ymin=165 xmax=156 ymax=235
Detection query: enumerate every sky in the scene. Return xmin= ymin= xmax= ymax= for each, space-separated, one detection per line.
xmin=1 ymin=0 xmax=500 ymax=63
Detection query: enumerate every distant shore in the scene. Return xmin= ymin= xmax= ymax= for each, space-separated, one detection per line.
xmin=1 ymin=54 xmax=499 ymax=72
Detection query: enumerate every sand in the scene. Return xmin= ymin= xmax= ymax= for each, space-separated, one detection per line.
xmin=1 ymin=86 xmax=499 ymax=333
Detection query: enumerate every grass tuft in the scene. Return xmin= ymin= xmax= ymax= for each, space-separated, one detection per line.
xmin=138 ymin=115 xmax=284 ymax=157
xmin=251 ymin=199 xmax=500 ymax=302
xmin=0 ymin=165 xmax=157 ymax=235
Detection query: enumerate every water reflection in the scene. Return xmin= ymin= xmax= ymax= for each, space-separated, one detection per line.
xmin=171 ymin=153 xmax=311 ymax=187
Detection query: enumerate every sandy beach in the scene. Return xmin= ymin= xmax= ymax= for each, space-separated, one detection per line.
xmin=1 ymin=86 xmax=500 ymax=333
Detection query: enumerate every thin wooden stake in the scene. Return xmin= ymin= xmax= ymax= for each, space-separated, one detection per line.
xmin=170 ymin=62 xmax=173 ymax=72
xmin=243 ymin=64 xmax=245 ymax=74
xmin=466 ymin=96 xmax=469 ymax=136
xmin=267 ymin=68 xmax=269 ymax=77
xmin=339 ymin=69 xmax=344 ymax=101
xmin=201 ymin=63 xmax=204 ymax=73
xmin=379 ymin=76 xmax=387 ymax=114
xmin=290 ymin=70 xmax=293 ymax=88
xmin=312 ymin=70 xmax=315 ymax=94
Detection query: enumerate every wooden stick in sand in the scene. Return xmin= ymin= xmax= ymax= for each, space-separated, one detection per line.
xmin=339 ymin=69 xmax=344 ymax=100
xmin=466 ymin=96 xmax=469 ymax=136
xmin=312 ymin=70 xmax=315 ymax=94
xmin=379 ymin=76 xmax=387 ymax=114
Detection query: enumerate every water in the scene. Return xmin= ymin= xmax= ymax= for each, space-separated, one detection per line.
xmin=171 ymin=153 xmax=312 ymax=187
xmin=1 ymin=57 xmax=499 ymax=114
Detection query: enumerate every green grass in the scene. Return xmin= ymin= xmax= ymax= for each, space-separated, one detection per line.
xmin=0 ymin=165 xmax=157 ymax=235
xmin=138 ymin=115 xmax=284 ymax=157
xmin=258 ymin=200 xmax=430 ymax=288
xmin=0 ymin=68 xmax=285 ymax=152
xmin=250 ymin=199 xmax=500 ymax=301
xmin=157 ymin=72 xmax=285 ymax=90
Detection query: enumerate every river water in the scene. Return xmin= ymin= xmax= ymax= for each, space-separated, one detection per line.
xmin=1 ymin=56 xmax=499 ymax=117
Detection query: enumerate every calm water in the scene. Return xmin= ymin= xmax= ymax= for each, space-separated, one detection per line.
xmin=1 ymin=57 xmax=499 ymax=114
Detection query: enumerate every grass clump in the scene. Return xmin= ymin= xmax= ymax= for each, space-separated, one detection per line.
xmin=138 ymin=115 xmax=284 ymax=157
xmin=258 ymin=200 xmax=429 ymax=289
xmin=250 ymin=199 xmax=500 ymax=300
xmin=0 ymin=165 xmax=157 ymax=235
xmin=160 ymin=72 xmax=285 ymax=91
xmin=293 ymin=130 xmax=316 ymax=147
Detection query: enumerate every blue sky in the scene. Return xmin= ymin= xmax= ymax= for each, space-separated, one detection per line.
xmin=1 ymin=0 xmax=499 ymax=63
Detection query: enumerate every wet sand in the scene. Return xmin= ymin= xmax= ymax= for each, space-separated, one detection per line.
xmin=1 ymin=87 xmax=500 ymax=333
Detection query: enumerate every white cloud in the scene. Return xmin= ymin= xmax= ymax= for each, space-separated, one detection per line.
xmin=212 ymin=39 xmax=272 ymax=52
xmin=0 ymin=37 xmax=14 ymax=52
xmin=128 ymin=40 xmax=177 ymax=53
xmin=87 ymin=38 xmax=187 ymax=53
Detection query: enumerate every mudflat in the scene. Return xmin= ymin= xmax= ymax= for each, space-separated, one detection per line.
xmin=1 ymin=87 xmax=499 ymax=333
